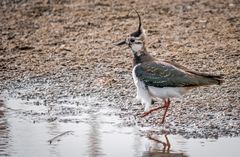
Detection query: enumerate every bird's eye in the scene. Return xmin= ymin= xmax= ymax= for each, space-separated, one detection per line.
xmin=130 ymin=38 xmax=135 ymax=43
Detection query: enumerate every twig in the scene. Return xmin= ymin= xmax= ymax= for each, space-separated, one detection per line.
xmin=48 ymin=131 xmax=74 ymax=144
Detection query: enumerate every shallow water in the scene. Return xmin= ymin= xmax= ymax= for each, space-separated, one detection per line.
xmin=0 ymin=97 xmax=240 ymax=157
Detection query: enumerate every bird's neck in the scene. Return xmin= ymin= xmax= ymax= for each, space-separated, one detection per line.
xmin=132 ymin=48 xmax=155 ymax=66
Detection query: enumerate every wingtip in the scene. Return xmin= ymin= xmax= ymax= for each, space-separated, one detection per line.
xmin=213 ymin=74 xmax=224 ymax=85
xmin=218 ymin=77 xmax=224 ymax=85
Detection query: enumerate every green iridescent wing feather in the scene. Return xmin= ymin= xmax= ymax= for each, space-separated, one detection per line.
xmin=135 ymin=61 xmax=223 ymax=87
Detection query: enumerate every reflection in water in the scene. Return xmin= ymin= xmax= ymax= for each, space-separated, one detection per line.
xmin=87 ymin=113 xmax=104 ymax=157
xmin=133 ymin=128 xmax=142 ymax=157
xmin=147 ymin=134 xmax=171 ymax=153
xmin=0 ymin=99 xmax=10 ymax=157
xmin=142 ymin=151 xmax=188 ymax=157
xmin=46 ymin=122 xmax=60 ymax=156
xmin=45 ymin=100 xmax=62 ymax=156
xmin=142 ymin=134 xmax=188 ymax=157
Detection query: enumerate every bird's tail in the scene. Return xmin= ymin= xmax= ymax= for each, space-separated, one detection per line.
xmin=202 ymin=74 xmax=224 ymax=85
xmin=191 ymin=71 xmax=224 ymax=85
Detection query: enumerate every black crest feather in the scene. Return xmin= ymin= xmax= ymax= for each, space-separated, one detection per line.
xmin=130 ymin=9 xmax=142 ymax=37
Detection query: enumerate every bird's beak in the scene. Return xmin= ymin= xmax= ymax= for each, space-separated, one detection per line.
xmin=114 ymin=40 xmax=126 ymax=46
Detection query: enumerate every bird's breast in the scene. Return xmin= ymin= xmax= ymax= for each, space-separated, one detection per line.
xmin=132 ymin=64 xmax=140 ymax=86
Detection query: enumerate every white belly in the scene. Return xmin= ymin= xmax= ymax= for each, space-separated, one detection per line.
xmin=148 ymin=86 xmax=185 ymax=99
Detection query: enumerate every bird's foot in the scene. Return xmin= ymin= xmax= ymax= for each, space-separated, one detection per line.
xmin=154 ymin=117 xmax=166 ymax=124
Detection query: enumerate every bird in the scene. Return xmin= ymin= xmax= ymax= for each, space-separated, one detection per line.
xmin=115 ymin=9 xmax=223 ymax=124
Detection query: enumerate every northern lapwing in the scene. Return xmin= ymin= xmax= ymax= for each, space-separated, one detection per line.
xmin=115 ymin=9 xmax=223 ymax=123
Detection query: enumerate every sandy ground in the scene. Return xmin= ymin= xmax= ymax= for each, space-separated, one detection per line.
xmin=0 ymin=0 xmax=240 ymax=138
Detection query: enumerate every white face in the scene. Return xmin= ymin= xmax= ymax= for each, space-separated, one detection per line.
xmin=131 ymin=43 xmax=143 ymax=52
xmin=126 ymin=37 xmax=144 ymax=53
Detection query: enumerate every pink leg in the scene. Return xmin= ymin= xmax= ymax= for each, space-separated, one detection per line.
xmin=140 ymin=105 xmax=166 ymax=118
xmin=160 ymin=98 xmax=170 ymax=124
xmin=141 ymin=99 xmax=169 ymax=118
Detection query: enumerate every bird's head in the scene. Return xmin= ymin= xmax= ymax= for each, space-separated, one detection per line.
xmin=115 ymin=9 xmax=146 ymax=54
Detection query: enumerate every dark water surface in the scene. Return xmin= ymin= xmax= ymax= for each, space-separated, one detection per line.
xmin=0 ymin=97 xmax=240 ymax=157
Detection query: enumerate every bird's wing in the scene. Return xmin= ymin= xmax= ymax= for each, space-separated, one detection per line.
xmin=135 ymin=61 xmax=221 ymax=87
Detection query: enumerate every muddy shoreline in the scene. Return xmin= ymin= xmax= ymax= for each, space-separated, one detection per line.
xmin=1 ymin=0 xmax=240 ymax=139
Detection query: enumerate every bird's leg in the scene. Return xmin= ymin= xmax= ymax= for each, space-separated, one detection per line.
xmin=141 ymin=99 xmax=167 ymax=118
xmin=140 ymin=105 xmax=166 ymax=118
xmin=160 ymin=98 xmax=170 ymax=124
